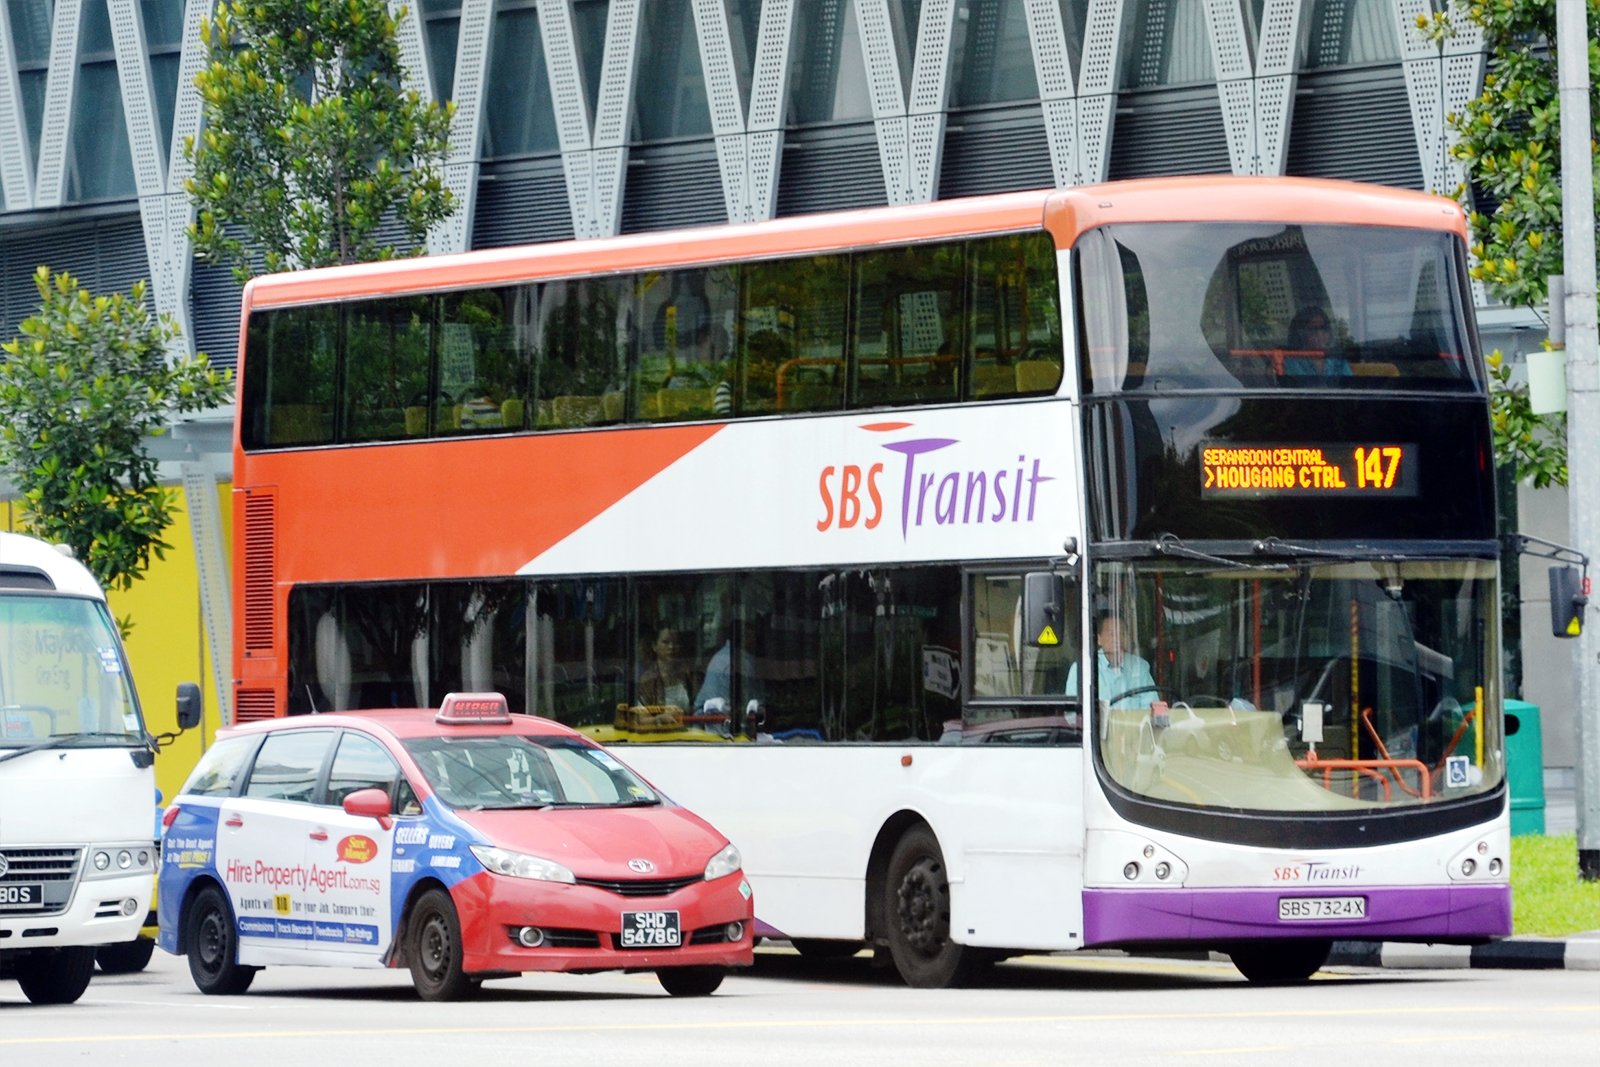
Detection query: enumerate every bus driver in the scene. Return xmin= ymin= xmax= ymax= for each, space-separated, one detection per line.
xmin=1066 ymin=611 xmax=1157 ymax=710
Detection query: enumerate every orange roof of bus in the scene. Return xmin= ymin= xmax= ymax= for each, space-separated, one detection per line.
xmin=240 ymin=176 xmax=1469 ymax=311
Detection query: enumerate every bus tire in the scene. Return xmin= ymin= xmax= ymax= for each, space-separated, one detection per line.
xmin=1228 ymin=939 xmax=1333 ymax=984
xmin=407 ymin=888 xmax=476 ymax=1001
xmin=657 ymin=965 xmax=724 ymax=996
xmin=15 ymin=946 xmax=95 ymax=1004
xmin=96 ymin=936 xmax=156 ymax=974
xmin=883 ymin=825 xmax=980 ymax=988
xmin=186 ymin=884 xmax=257 ymax=995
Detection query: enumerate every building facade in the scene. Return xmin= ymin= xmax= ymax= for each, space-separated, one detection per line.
xmin=0 ymin=0 xmax=1569 ymax=786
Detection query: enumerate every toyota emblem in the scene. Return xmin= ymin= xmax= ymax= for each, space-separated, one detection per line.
xmin=627 ymin=858 xmax=655 ymax=874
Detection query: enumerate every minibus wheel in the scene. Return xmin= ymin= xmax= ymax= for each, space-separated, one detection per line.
xmin=14 ymin=946 xmax=95 ymax=1004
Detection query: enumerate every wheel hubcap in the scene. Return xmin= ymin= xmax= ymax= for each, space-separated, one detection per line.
xmin=896 ymin=857 xmax=945 ymax=955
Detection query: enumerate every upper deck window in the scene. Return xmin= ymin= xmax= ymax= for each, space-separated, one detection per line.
xmin=239 ymin=233 xmax=1065 ymax=451
xmin=1077 ymin=222 xmax=1481 ymax=396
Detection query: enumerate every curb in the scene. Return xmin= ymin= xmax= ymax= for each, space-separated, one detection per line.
xmin=1330 ymin=934 xmax=1600 ymax=971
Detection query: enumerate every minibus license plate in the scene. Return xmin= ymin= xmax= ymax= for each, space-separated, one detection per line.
xmin=0 ymin=883 xmax=42 ymax=907
xmin=1278 ymin=896 xmax=1365 ymax=921
xmin=621 ymin=910 xmax=681 ymax=947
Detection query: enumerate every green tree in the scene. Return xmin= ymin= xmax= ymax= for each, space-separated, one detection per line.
xmin=186 ymin=0 xmax=455 ymax=282
xmin=1424 ymin=0 xmax=1600 ymax=487
xmin=0 ymin=269 xmax=233 ymax=622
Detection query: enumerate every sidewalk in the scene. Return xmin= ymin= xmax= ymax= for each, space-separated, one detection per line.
xmin=1329 ymin=781 xmax=1600 ymax=971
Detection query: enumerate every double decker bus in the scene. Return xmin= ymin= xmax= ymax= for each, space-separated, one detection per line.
xmin=230 ymin=177 xmax=1508 ymax=986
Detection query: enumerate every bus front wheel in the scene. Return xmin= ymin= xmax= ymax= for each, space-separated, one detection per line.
xmin=1228 ymin=939 xmax=1333 ymax=984
xmin=882 ymin=825 xmax=983 ymax=988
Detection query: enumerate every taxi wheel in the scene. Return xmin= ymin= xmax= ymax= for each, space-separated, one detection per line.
xmin=657 ymin=966 xmax=724 ymax=997
xmin=15 ymin=946 xmax=95 ymax=1004
xmin=186 ymin=884 xmax=257 ymax=995
xmin=883 ymin=825 xmax=983 ymax=989
xmin=97 ymin=936 xmax=156 ymax=974
xmin=407 ymin=888 xmax=476 ymax=1001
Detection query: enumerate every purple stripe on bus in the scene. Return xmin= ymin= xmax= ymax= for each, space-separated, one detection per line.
xmin=1081 ymin=885 xmax=1511 ymax=945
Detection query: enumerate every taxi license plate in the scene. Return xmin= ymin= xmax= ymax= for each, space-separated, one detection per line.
xmin=620 ymin=910 xmax=681 ymax=948
xmin=0 ymin=883 xmax=43 ymax=908
xmin=1278 ymin=896 xmax=1365 ymax=921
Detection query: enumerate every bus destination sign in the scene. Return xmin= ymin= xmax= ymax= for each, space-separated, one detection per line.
xmin=1200 ymin=443 xmax=1417 ymax=498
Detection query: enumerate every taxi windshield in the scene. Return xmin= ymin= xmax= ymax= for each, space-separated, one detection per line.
xmin=401 ymin=734 xmax=660 ymax=811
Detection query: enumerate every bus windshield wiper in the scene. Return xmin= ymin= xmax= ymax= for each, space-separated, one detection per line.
xmin=1251 ymin=537 xmax=1413 ymax=562
xmin=0 ymin=733 xmax=140 ymax=764
xmin=1152 ymin=534 xmax=1288 ymax=572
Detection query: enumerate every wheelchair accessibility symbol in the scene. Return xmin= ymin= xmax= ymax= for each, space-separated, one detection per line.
xmin=1445 ymin=755 xmax=1470 ymax=789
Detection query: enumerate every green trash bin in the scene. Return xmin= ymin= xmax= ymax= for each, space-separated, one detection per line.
xmin=1503 ymin=699 xmax=1545 ymax=835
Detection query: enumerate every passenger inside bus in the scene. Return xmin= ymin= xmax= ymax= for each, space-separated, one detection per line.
xmin=637 ymin=626 xmax=695 ymax=711
xmin=1282 ymin=306 xmax=1352 ymax=378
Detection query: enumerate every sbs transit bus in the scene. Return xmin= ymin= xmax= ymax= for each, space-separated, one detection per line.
xmin=0 ymin=532 xmax=199 ymax=1003
xmin=229 ymin=177 xmax=1508 ymax=986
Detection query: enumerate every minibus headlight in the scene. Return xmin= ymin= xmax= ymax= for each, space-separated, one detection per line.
xmin=704 ymin=843 xmax=742 ymax=881
xmin=469 ymin=845 xmax=575 ymax=883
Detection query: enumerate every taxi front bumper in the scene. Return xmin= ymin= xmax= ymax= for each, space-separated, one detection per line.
xmin=449 ymin=869 xmax=754 ymax=975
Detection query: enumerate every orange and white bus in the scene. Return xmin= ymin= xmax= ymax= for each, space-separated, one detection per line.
xmin=230 ymin=177 xmax=1509 ymax=986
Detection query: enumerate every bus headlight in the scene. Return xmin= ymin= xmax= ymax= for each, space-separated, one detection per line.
xmin=469 ymin=845 xmax=575 ymax=883
xmin=704 ymin=843 xmax=742 ymax=881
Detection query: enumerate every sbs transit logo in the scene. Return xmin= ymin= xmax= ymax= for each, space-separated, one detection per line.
xmin=816 ymin=421 xmax=1053 ymax=538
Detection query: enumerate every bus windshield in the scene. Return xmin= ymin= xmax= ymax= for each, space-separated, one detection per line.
xmin=1078 ymin=222 xmax=1480 ymax=394
xmin=0 ymin=594 xmax=144 ymax=746
xmin=1089 ymin=558 xmax=1501 ymax=812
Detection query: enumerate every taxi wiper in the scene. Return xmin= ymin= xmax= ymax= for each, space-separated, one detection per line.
xmin=1152 ymin=534 xmax=1288 ymax=572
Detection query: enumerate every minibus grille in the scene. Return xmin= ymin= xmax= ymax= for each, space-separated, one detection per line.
xmin=0 ymin=847 xmax=82 ymax=916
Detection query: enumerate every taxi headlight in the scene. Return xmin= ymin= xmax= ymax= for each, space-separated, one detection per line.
xmin=704 ymin=843 xmax=742 ymax=881
xmin=469 ymin=844 xmax=575 ymax=884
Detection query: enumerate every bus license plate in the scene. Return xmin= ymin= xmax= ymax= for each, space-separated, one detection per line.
xmin=620 ymin=910 xmax=681 ymax=948
xmin=1278 ymin=896 xmax=1365 ymax=921
xmin=0 ymin=883 xmax=42 ymax=907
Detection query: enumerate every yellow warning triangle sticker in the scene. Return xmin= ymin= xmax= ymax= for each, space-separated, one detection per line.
xmin=1038 ymin=625 xmax=1059 ymax=646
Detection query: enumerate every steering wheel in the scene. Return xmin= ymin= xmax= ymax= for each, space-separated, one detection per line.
xmin=1102 ymin=684 xmax=1172 ymax=708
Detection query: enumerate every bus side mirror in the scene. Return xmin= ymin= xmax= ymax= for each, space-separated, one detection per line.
xmin=1022 ymin=572 xmax=1063 ymax=648
xmin=1550 ymin=565 xmax=1587 ymax=638
xmin=176 ymin=682 xmax=203 ymax=731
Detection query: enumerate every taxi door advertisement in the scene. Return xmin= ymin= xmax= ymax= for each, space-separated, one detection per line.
xmin=204 ymin=796 xmax=396 ymax=968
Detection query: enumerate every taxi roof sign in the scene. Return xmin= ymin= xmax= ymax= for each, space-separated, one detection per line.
xmin=437 ymin=692 xmax=512 ymax=725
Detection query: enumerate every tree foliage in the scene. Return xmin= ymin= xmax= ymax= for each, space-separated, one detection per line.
xmin=186 ymin=0 xmax=455 ymax=282
xmin=1423 ymin=0 xmax=1600 ymax=487
xmin=0 ymin=269 xmax=233 ymax=613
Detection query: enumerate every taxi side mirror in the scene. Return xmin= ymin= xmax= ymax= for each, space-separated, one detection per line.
xmin=343 ymin=787 xmax=394 ymax=830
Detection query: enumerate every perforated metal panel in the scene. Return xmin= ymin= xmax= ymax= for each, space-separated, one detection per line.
xmin=33 ymin=0 xmax=83 ymax=209
xmin=389 ymin=0 xmax=435 ymax=101
xmin=429 ymin=0 xmax=494 ymax=254
xmin=856 ymin=0 xmax=955 ymax=205
xmin=1204 ymin=0 xmax=1303 ymax=175
xmin=0 ymin=7 xmax=35 ymax=208
xmin=181 ymin=460 xmax=232 ymax=726
xmin=1026 ymin=0 xmax=1123 ymax=187
xmin=539 ymin=0 xmax=639 ymax=238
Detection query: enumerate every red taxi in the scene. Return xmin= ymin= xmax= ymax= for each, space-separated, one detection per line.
xmin=157 ymin=694 xmax=753 ymax=1000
